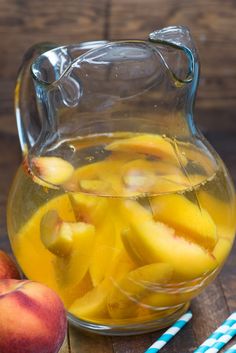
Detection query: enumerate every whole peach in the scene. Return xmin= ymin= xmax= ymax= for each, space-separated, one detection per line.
xmin=0 ymin=250 xmax=20 ymax=279
xmin=0 ymin=279 xmax=67 ymax=353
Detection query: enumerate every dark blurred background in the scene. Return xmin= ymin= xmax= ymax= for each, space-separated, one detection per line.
xmin=0 ymin=0 xmax=236 ymax=244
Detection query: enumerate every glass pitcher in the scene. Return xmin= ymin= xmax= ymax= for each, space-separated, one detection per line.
xmin=7 ymin=26 xmax=236 ymax=335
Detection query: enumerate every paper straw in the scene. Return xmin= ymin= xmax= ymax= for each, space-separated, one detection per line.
xmin=144 ymin=310 xmax=192 ymax=353
xmin=194 ymin=312 xmax=236 ymax=353
xmin=204 ymin=322 xmax=236 ymax=353
xmin=225 ymin=343 xmax=236 ymax=353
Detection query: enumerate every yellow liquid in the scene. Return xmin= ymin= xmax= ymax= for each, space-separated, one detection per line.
xmin=8 ymin=132 xmax=236 ymax=326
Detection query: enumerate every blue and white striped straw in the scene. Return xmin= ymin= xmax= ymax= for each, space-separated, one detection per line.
xmin=194 ymin=312 xmax=236 ymax=353
xmin=225 ymin=343 xmax=236 ymax=353
xmin=144 ymin=310 xmax=192 ymax=353
xmin=204 ymin=322 xmax=236 ymax=353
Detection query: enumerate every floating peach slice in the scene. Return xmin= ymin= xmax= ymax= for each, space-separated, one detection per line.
xmin=79 ymin=179 xmax=112 ymax=194
xmin=55 ymin=221 xmax=95 ymax=289
xmin=198 ymin=191 xmax=236 ymax=240
xmin=69 ymin=278 xmax=111 ymax=320
xmin=121 ymin=229 xmax=144 ymax=265
xmin=141 ymin=286 xmax=202 ymax=308
xmin=107 ymin=250 xmax=137 ymax=282
xmin=40 ymin=210 xmax=73 ymax=256
xmin=122 ymin=170 xmax=157 ymax=192
xmin=31 ymin=156 xmax=74 ymax=186
xmin=107 ymin=263 xmax=173 ymax=319
xmin=69 ymin=192 xmax=108 ymax=224
xmin=121 ymin=158 xmax=181 ymax=176
xmin=119 ymin=199 xmax=152 ymax=225
xmin=89 ymin=220 xmax=116 ymax=286
xmin=105 ymin=134 xmax=187 ymax=165
xmin=121 ymin=200 xmax=217 ymax=280
xmin=213 ymin=237 xmax=232 ymax=265
xmin=69 ymin=155 xmax=134 ymax=195
xmin=120 ymin=158 xmax=204 ymax=194
xmin=12 ymin=194 xmax=76 ymax=291
xmin=150 ymin=194 xmax=217 ymax=250
xmin=123 ymin=172 xmax=194 ymax=194
xmin=60 ymin=272 xmax=93 ymax=308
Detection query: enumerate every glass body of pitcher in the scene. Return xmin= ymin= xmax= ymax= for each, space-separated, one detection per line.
xmin=7 ymin=27 xmax=236 ymax=335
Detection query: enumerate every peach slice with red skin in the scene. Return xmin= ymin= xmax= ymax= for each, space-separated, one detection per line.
xmin=0 ymin=279 xmax=67 ymax=353
xmin=69 ymin=251 xmax=136 ymax=320
xmin=40 ymin=210 xmax=74 ymax=256
xmin=55 ymin=221 xmax=95 ymax=289
xmin=150 ymin=194 xmax=217 ymax=250
xmin=40 ymin=207 xmax=96 ymax=288
xmin=12 ymin=194 xmax=76 ymax=291
xmin=69 ymin=192 xmax=108 ymax=224
xmin=120 ymin=200 xmax=218 ymax=280
xmin=31 ymin=156 xmax=74 ymax=186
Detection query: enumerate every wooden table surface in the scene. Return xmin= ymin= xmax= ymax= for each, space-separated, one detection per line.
xmin=0 ymin=1 xmax=236 ymax=352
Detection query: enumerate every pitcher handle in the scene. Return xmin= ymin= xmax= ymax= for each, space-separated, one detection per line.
xmin=149 ymin=26 xmax=199 ymax=86
xmin=14 ymin=43 xmax=57 ymax=155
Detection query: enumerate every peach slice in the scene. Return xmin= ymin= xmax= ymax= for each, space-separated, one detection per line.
xmin=89 ymin=220 xmax=116 ymax=286
xmin=198 ymin=191 xmax=236 ymax=240
xmin=107 ymin=250 xmax=137 ymax=281
xmin=141 ymin=287 xmax=201 ymax=308
xmin=121 ymin=229 xmax=144 ymax=265
xmin=79 ymin=179 xmax=112 ymax=194
xmin=213 ymin=238 xmax=232 ymax=265
xmin=121 ymin=159 xmax=182 ymax=177
xmin=69 ymin=253 xmax=136 ymax=321
xmin=107 ymin=263 xmax=173 ymax=319
xmin=120 ymin=199 xmax=152 ymax=225
xmin=121 ymin=200 xmax=218 ymax=280
xmin=60 ymin=272 xmax=93 ymax=308
xmin=69 ymin=192 xmax=108 ymax=224
xmin=69 ymin=278 xmax=111 ymax=320
xmin=32 ymin=156 xmax=74 ymax=186
xmin=12 ymin=194 xmax=76 ymax=291
xmin=120 ymin=159 xmax=204 ymax=194
xmin=55 ymin=222 xmax=95 ymax=288
xmin=65 ymin=153 xmax=133 ymax=194
xmin=150 ymin=194 xmax=217 ymax=249
xmin=40 ymin=210 xmax=73 ymax=256
xmin=105 ymin=134 xmax=187 ymax=165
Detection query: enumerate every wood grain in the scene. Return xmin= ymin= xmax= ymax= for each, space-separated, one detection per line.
xmin=109 ymin=0 xmax=236 ymax=134
xmin=0 ymin=1 xmax=236 ymax=353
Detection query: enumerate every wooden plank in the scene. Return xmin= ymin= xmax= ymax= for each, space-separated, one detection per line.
xmin=219 ymin=242 xmax=236 ymax=313
xmin=191 ymin=279 xmax=230 ymax=349
xmin=0 ymin=0 xmax=110 ymax=138
xmin=59 ymin=333 xmax=70 ymax=353
xmin=69 ymin=324 xmax=114 ymax=353
xmin=111 ymin=333 xmax=152 ymax=353
xmin=109 ymin=0 xmax=236 ymax=132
